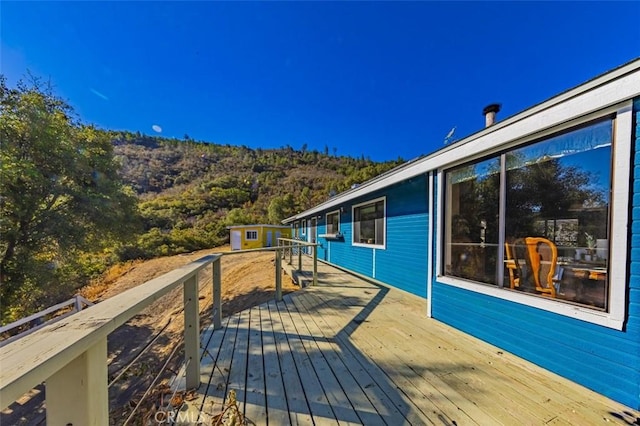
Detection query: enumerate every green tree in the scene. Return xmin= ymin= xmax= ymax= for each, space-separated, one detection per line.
xmin=222 ymin=208 xmax=252 ymax=226
xmin=267 ymin=194 xmax=297 ymax=224
xmin=0 ymin=76 xmax=140 ymax=321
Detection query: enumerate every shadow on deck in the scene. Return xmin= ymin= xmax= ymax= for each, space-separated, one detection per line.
xmin=175 ymin=258 xmax=639 ymax=426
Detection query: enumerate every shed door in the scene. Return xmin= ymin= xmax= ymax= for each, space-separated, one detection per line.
xmin=266 ymin=231 xmax=273 ymax=247
xmin=231 ymin=231 xmax=242 ymax=250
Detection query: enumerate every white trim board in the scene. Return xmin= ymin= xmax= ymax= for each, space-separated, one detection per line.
xmin=351 ymin=196 xmax=387 ymax=250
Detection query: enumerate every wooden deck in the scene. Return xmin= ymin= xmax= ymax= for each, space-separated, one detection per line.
xmin=178 ymin=259 xmax=639 ymax=425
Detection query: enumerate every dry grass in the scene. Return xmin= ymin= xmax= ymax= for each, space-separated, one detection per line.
xmin=80 ymin=260 xmax=144 ymax=302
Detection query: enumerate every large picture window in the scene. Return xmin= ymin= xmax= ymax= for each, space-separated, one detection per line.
xmin=444 ymin=119 xmax=613 ymax=311
xmin=353 ymin=198 xmax=385 ymax=248
xmin=326 ymin=210 xmax=340 ymax=235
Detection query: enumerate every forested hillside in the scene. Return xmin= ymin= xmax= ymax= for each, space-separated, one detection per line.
xmin=110 ymin=131 xmax=403 ymax=259
xmin=0 ymin=75 xmax=403 ymax=323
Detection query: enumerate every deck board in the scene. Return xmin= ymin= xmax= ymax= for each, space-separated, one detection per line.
xmin=260 ymin=302 xmax=291 ymax=426
xmin=287 ymin=294 xmax=386 ymax=425
xmin=275 ymin=294 xmax=337 ymax=425
xmin=315 ymin=285 xmax=532 ymax=425
xmin=200 ymin=312 xmax=238 ymax=415
xmin=178 ymin=258 xmax=640 ymax=425
xmin=304 ymin=285 xmax=481 ymax=425
xmin=266 ymin=300 xmax=313 ymax=425
xmin=244 ymin=306 xmax=268 ymax=423
xmin=283 ymin=296 xmax=364 ymax=425
xmin=223 ymin=309 xmax=250 ymax=413
xmin=285 ymin=295 xmax=382 ymax=425
xmin=290 ymin=289 xmax=419 ymax=425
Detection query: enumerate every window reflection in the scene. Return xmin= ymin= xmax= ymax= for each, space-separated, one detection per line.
xmin=444 ymin=119 xmax=612 ymax=310
xmin=445 ymin=158 xmax=500 ymax=284
xmin=505 ymin=120 xmax=611 ymax=309
xmin=326 ymin=211 xmax=340 ymax=235
xmin=353 ymin=199 xmax=385 ymax=246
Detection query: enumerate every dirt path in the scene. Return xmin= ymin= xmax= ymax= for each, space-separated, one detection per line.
xmin=1 ymin=246 xmax=299 ymax=425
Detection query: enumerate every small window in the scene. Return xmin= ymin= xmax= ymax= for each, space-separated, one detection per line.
xmin=326 ymin=210 xmax=340 ymax=235
xmin=245 ymin=230 xmax=258 ymax=241
xmin=353 ymin=197 xmax=385 ymax=248
xmin=301 ymin=219 xmax=307 ymax=235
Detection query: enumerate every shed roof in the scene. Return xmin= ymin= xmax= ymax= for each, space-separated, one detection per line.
xmin=226 ymin=224 xmax=291 ymax=230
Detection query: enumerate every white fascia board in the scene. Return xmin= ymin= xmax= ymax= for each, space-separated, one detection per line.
xmin=289 ymin=60 xmax=640 ymax=219
xmin=282 ymin=216 xmax=296 ymax=224
xmin=428 ymin=68 xmax=640 ymax=169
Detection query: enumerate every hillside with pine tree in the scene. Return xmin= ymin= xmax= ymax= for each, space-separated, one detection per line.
xmin=0 ymin=75 xmax=403 ymax=323
xmin=110 ymin=130 xmax=403 ymax=258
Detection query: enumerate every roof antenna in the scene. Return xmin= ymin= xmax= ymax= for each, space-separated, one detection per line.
xmin=444 ymin=126 xmax=456 ymax=144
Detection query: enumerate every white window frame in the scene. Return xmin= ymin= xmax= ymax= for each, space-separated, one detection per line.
xmin=324 ymin=210 xmax=341 ymax=236
xmin=352 ymin=196 xmax=386 ymax=249
xmin=436 ymin=101 xmax=632 ymax=330
xmin=245 ymin=230 xmax=259 ymax=241
xmin=301 ymin=219 xmax=307 ymax=235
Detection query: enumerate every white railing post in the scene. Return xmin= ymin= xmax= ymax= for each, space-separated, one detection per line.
xmin=212 ymin=259 xmax=222 ymax=330
xmin=46 ymin=338 xmax=108 ymax=426
xmin=74 ymin=294 xmax=82 ymax=312
xmin=298 ymin=241 xmax=302 ymax=272
xmin=275 ymin=249 xmax=283 ymax=301
xmin=313 ymin=245 xmax=318 ymax=286
xmin=184 ymin=275 xmax=200 ymax=390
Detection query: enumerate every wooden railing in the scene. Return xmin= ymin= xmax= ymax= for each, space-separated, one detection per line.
xmin=277 ymin=237 xmax=318 ymax=287
xmin=221 ymin=239 xmax=318 ymax=297
xmin=0 ymin=294 xmax=94 ymax=348
xmin=0 ymin=254 xmax=221 ymax=426
xmin=0 ymin=241 xmax=319 ymax=425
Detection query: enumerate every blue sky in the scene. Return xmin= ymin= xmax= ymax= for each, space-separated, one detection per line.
xmin=2 ymin=2 xmax=639 ymax=162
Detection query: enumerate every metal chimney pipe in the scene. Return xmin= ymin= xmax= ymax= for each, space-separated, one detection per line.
xmin=483 ymin=103 xmax=501 ymax=127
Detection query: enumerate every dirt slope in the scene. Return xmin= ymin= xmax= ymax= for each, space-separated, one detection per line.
xmin=1 ymin=246 xmax=299 ymax=425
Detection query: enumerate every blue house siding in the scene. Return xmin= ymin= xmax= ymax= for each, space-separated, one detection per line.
xmin=310 ymin=175 xmax=429 ymax=298
xmin=316 ymin=222 xmax=327 ymax=261
xmin=375 ymin=177 xmax=428 ymax=297
xmin=431 ymin=97 xmax=640 ymax=409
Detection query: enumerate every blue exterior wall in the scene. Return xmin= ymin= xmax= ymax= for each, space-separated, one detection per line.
xmin=295 ymin=96 xmax=640 ymax=409
xmin=307 ymin=175 xmax=429 ymax=298
xmin=431 ymin=98 xmax=640 ymax=409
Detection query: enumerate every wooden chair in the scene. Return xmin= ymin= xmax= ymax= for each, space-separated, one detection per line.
xmin=524 ymin=237 xmax=560 ymax=298
xmin=504 ymin=239 xmax=521 ymax=289
xmin=505 ymin=238 xmax=531 ymax=290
